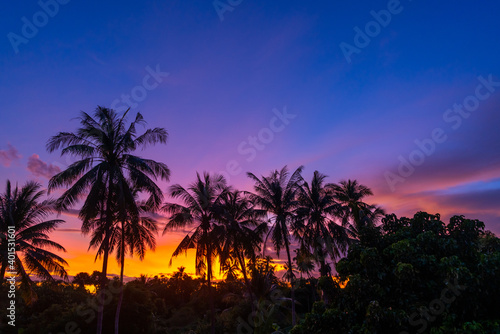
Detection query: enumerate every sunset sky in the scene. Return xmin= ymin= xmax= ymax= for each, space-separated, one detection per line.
xmin=1 ymin=0 xmax=500 ymax=279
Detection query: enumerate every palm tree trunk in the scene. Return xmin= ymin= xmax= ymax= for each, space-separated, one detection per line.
xmin=284 ymin=237 xmax=296 ymax=326
xmin=317 ymin=246 xmax=328 ymax=277
xmin=318 ymin=256 xmax=329 ymax=304
xmin=97 ymin=180 xmax=113 ymax=334
xmin=207 ymin=250 xmax=215 ymax=334
xmin=319 ymin=258 xmax=327 ymax=277
xmin=353 ymin=206 xmax=360 ymax=229
xmin=114 ymin=222 xmax=126 ymax=334
xmin=238 ymin=252 xmax=255 ymax=312
xmin=96 ymin=233 xmax=110 ymax=334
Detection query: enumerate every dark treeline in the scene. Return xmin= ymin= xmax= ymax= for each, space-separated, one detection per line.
xmin=1 ymin=107 xmax=499 ymax=333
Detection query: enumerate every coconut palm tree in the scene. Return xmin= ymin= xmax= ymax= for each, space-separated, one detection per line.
xmin=113 ymin=205 xmax=157 ymax=334
xmin=246 ymin=165 xmax=303 ymax=326
xmin=0 ymin=180 xmax=68 ymax=304
xmin=216 ymin=190 xmax=268 ymax=309
xmin=86 ymin=187 xmax=158 ymax=334
xmin=162 ymin=172 xmax=228 ymax=334
xmin=47 ymin=107 xmax=170 ymax=334
xmin=293 ymin=246 xmax=315 ymax=279
xmin=296 ymin=171 xmax=349 ymax=277
xmin=327 ymin=179 xmax=384 ymax=239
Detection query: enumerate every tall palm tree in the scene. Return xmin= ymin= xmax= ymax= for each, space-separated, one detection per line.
xmin=162 ymin=172 xmax=228 ymax=334
xmin=86 ymin=188 xmax=158 ymax=334
xmin=47 ymin=107 xmax=170 ymax=334
xmin=327 ymin=179 xmax=384 ymax=239
xmin=113 ymin=204 xmax=157 ymax=334
xmin=296 ymin=171 xmax=349 ymax=277
xmin=0 ymin=180 xmax=68 ymax=303
xmin=246 ymin=165 xmax=303 ymax=326
xmin=216 ymin=190 xmax=268 ymax=309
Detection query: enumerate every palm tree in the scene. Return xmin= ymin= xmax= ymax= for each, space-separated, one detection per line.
xmin=47 ymin=107 xmax=170 ymax=334
xmin=247 ymin=256 xmax=289 ymax=332
xmin=113 ymin=203 xmax=157 ymax=334
xmin=246 ymin=165 xmax=303 ymax=326
xmin=296 ymin=171 xmax=349 ymax=277
xmin=84 ymin=185 xmax=159 ymax=334
xmin=327 ymin=179 xmax=384 ymax=239
xmin=293 ymin=246 xmax=315 ymax=279
xmin=216 ymin=190 xmax=268 ymax=309
xmin=86 ymin=188 xmax=158 ymax=334
xmin=162 ymin=172 xmax=228 ymax=334
xmin=0 ymin=180 xmax=68 ymax=303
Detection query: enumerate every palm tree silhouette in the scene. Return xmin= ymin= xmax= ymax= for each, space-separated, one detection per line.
xmin=327 ymin=179 xmax=384 ymax=239
xmin=246 ymin=165 xmax=303 ymax=326
xmin=113 ymin=197 xmax=157 ymax=334
xmin=293 ymin=247 xmax=315 ymax=279
xmin=86 ymin=186 xmax=158 ymax=334
xmin=216 ymin=189 xmax=268 ymax=310
xmin=47 ymin=107 xmax=170 ymax=334
xmin=162 ymin=172 xmax=228 ymax=334
xmin=296 ymin=171 xmax=349 ymax=277
xmin=0 ymin=180 xmax=68 ymax=304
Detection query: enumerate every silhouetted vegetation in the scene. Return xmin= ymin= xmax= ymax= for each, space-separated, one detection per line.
xmin=1 ymin=108 xmax=499 ymax=333
xmin=291 ymin=213 xmax=500 ymax=334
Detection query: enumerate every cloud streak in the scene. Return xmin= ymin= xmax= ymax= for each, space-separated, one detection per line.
xmin=27 ymin=154 xmax=61 ymax=179
xmin=0 ymin=144 xmax=21 ymax=167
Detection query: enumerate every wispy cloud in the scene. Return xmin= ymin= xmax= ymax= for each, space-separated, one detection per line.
xmin=57 ymin=228 xmax=82 ymax=233
xmin=27 ymin=154 xmax=61 ymax=179
xmin=0 ymin=143 xmax=21 ymax=167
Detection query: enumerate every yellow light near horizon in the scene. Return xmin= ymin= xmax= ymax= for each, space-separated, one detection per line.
xmin=52 ymin=227 xmax=300 ymax=282
xmin=52 ymin=232 xmax=232 ymax=280
xmin=51 ymin=230 xmax=187 ymax=277
xmin=333 ymin=276 xmax=349 ymax=289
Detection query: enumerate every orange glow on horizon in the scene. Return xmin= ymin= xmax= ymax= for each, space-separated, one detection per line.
xmin=52 ymin=230 xmax=222 ymax=279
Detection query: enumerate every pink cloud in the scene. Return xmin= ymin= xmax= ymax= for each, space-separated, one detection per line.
xmin=27 ymin=154 xmax=61 ymax=179
xmin=0 ymin=143 xmax=21 ymax=167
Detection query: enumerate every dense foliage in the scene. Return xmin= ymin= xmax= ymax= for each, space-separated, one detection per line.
xmin=0 ymin=263 xmax=317 ymax=333
xmin=291 ymin=212 xmax=500 ymax=334
xmin=1 ymin=212 xmax=498 ymax=333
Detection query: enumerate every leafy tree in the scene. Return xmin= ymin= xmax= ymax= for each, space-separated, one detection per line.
xmin=291 ymin=212 xmax=500 ymax=334
xmin=73 ymin=272 xmax=93 ymax=288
